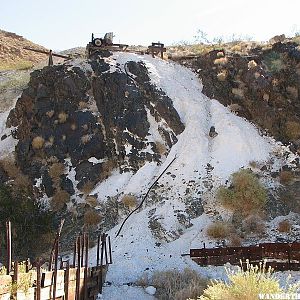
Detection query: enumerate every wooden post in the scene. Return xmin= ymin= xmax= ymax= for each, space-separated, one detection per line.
xmin=84 ymin=234 xmax=89 ymax=299
xmin=36 ymin=260 xmax=41 ymax=300
xmin=6 ymin=221 xmax=11 ymax=275
xmin=65 ymin=261 xmax=70 ymax=300
xmin=13 ymin=261 xmax=18 ymax=299
xmin=96 ymin=235 xmax=100 ymax=267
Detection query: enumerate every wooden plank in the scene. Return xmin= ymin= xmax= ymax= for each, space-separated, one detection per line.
xmin=69 ymin=268 xmax=77 ymax=281
xmin=42 ymin=270 xmax=64 ymax=287
xmin=40 ymin=285 xmax=64 ymax=299
xmin=0 ymin=275 xmax=12 ymax=294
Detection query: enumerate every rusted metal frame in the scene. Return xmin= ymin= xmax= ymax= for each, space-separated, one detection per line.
xmin=6 ymin=220 xmax=11 ymax=275
xmin=23 ymin=47 xmax=71 ymax=59
xmin=73 ymin=238 xmax=77 ymax=267
xmin=84 ymin=234 xmax=89 ymax=300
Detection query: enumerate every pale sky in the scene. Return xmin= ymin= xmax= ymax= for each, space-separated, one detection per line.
xmin=1 ymin=0 xmax=300 ymax=50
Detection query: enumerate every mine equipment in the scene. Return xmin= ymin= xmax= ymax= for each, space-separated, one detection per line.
xmin=147 ymin=42 xmax=166 ymax=59
xmin=23 ymin=47 xmax=72 ymax=66
xmin=86 ymin=32 xmax=129 ymax=58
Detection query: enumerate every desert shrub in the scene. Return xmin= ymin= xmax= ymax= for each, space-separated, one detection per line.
xmin=49 ymin=163 xmax=65 ymax=180
xmin=241 ymin=215 xmax=265 ymax=235
xmin=285 ymin=121 xmax=300 ymax=140
xmin=249 ymin=160 xmax=258 ymax=168
xmin=263 ymin=51 xmax=285 ymax=73
xmin=217 ymin=70 xmax=227 ymax=81
xmin=228 ymin=234 xmax=242 ymax=246
xmin=51 ymin=189 xmax=70 ymax=211
xmin=85 ymin=195 xmax=98 ymax=207
xmin=214 ymin=57 xmax=228 ymax=65
xmin=78 ymin=101 xmax=89 ymax=110
xmin=206 ymin=222 xmax=230 ymax=239
xmin=79 ymin=181 xmax=95 ymax=194
xmin=70 ymin=123 xmax=77 ymax=130
xmin=155 ymin=141 xmax=167 ymax=155
xmin=217 ymin=169 xmax=267 ymax=215
xmin=32 ymin=136 xmax=45 ymax=149
xmin=81 ymin=134 xmax=92 ymax=144
xmin=99 ymin=160 xmax=117 ymax=181
xmin=191 ymin=262 xmax=300 ymax=300
xmin=0 ymin=184 xmax=55 ymax=259
xmin=231 ymin=88 xmax=244 ymax=98
xmin=122 ymin=194 xmax=138 ymax=208
xmin=278 ymin=220 xmax=291 ymax=232
xmin=247 ymin=60 xmax=257 ymax=69
xmin=83 ymin=209 xmax=102 ymax=226
xmin=150 ymin=268 xmax=208 ymax=300
xmin=58 ymin=112 xmax=68 ymax=123
xmin=279 ymin=170 xmax=294 ymax=185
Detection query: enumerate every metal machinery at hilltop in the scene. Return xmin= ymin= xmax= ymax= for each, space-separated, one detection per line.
xmin=86 ymin=32 xmax=129 ymax=58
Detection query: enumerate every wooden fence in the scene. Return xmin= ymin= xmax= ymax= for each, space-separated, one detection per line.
xmin=0 ymin=221 xmax=112 ymax=299
xmin=190 ymin=242 xmax=300 ymax=271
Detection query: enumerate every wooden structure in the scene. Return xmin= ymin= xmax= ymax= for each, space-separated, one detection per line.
xmin=23 ymin=47 xmax=72 ymax=66
xmin=0 ymin=221 xmax=112 ymax=299
xmin=147 ymin=42 xmax=166 ymax=59
xmin=86 ymin=32 xmax=128 ymax=58
xmin=190 ymin=242 xmax=300 ymax=271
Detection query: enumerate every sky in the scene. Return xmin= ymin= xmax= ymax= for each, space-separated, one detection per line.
xmin=1 ymin=0 xmax=300 ymax=50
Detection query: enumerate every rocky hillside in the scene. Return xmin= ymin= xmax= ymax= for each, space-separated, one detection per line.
xmin=0 ymin=47 xmax=299 ymax=294
xmin=177 ymin=41 xmax=300 ymax=151
xmin=0 ymin=29 xmax=47 ymax=71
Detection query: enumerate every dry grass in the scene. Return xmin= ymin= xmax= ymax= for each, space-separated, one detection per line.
xmin=99 ymin=160 xmax=117 ymax=181
xmin=278 ymin=220 xmax=291 ymax=233
xmin=121 ymin=194 xmax=138 ymax=208
xmin=84 ymin=209 xmax=102 ymax=226
xmin=206 ymin=222 xmax=230 ymax=239
xmin=285 ymin=121 xmax=300 ymax=140
xmin=228 ymin=234 xmax=242 ymax=247
xmin=58 ymin=112 xmax=68 ymax=123
xmin=155 ymin=141 xmax=167 ymax=155
xmin=51 ymin=189 xmax=70 ymax=211
xmin=150 ymin=268 xmax=208 ymax=300
xmin=196 ymin=262 xmax=298 ymax=300
xmin=279 ymin=170 xmax=294 ymax=185
xmin=217 ymin=169 xmax=267 ymax=215
xmin=0 ymin=60 xmax=33 ymax=71
xmin=70 ymin=123 xmax=77 ymax=131
xmin=78 ymin=101 xmax=89 ymax=110
xmin=32 ymin=136 xmax=45 ymax=149
xmin=79 ymin=181 xmax=95 ymax=194
xmin=231 ymin=88 xmax=244 ymax=98
xmin=85 ymin=195 xmax=98 ymax=207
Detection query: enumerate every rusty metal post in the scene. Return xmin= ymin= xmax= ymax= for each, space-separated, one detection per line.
xmin=108 ymin=236 xmax=112 ymax=264
xmin=96 ymin=235 xmax=100 ymax=267
xmin=81 ymin=233 xmax=85 ymax=267
xmin=73 ymin=238 xmax=77 ymax=267
xmin=52 ymin=240 xmax=59 ymax=300
xmin=84 ymin=234 xmax=89 ymax=299
xmin=100 ymin=233 xmax=105 ymax=266
xmin=48 ymin=50 xmax=53 ymax=66
xmin=36 ymin=260 xmax=41 ymax=300
xmin=75 ymin=236 xmax=81 ymax=300
xmin=6 ymin=221 xmax=11 ymax=275
xmin=65 ymin=260 xmax=70 ymax=300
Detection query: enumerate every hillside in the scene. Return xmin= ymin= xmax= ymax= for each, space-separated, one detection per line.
xmin=0 ymin=46 xmax=300 ymax=298
xmin=0 ymin=29 xmax=47 ymax=71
